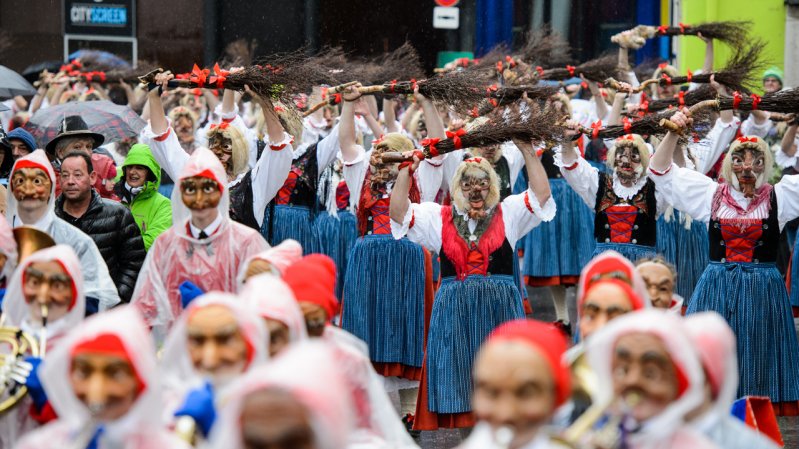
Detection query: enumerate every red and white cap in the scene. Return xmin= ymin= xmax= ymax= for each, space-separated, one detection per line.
xmin=236 ymin=239 xmax=303 ymax=287
xmin=577 ymin=250 xmax=650 ymax=310
xmin=586 ymin=310 xmax=706 ymax=444
xmin=6 ymin=150 xmax=57 ymax=228
xmin=171 ymin=147 xmax=230 ymax=227
xmin=240 ymin=274 xmax=308 ymax=344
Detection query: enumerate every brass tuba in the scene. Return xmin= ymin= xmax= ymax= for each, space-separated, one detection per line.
xmin=12 ymin=226 xmax=56 ymax=263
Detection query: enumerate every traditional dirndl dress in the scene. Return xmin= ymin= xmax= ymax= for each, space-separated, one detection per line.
xmin=687 ymin=189 xmax=799 ymax=414
xmin=340 ymin=198 xmax=427 ymax=379
xmin=316 ymin=175 xmax=358 ymax=298
xmin=656 ymin=207 xmax=710 ymax=301
xmin=261 ymin=146 xmax=322 ymax=254
xmin=524 ymin=153 xmax=595 ymax=286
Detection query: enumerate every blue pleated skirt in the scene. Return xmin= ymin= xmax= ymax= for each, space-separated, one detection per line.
xmin=790 ymin=232 xmax=799 ymax=308
xmin=592 ymin=242 xmax=657 ymax=263
xmin=687 ymin=262 xmax=799 ymax=403
xmin=341 ymin=235 xmax=426 ymax=368
xmin=316 ymin=211 xmax=343 ymax=297
xmin=426 ymin=274 xmax=525 ymax=413
xmin=524 ymin=179 xmax=596 ymax=280
xmin=261 ymin=204 xmax=319 ymax=254
xmin=337 ymin=210 xmax=359 ymax=297
xmin=656 ymin=211 xmax=710 ymax=301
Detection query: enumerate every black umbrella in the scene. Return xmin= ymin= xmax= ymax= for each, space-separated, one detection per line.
xmin=21 ymin=60 xmax=63 ymax=84
xmin=28 ymin=100 xmax=146 ymax=147
xmin=0 ymin=65 xmax=36 ymax=99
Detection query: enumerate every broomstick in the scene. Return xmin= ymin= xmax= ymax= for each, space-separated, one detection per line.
xmin=379 ymin=107 xmax=564 ymax=163
xmin=470 ymin=84 xmax=560 ymax=117
xmin=627 ymin=21 xmax=751 ymax=48
xmin=373 ymin=41 xmax=426 ymax=85
xmin=516 ymin=26 xmax=572 ymax=68
xmin=604 ymin=43 xmax=761 ymax=95
xmin=625 ymin=85 xmax=716 ymax=115
xmin=571 ymin=104 xmax=716 ymax=139
xmin=538 ymin=55 xmax=619 ymax=83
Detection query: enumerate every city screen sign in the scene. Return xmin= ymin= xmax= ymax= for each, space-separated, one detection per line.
xmin=64 ymin=0 xmax=135 ymax=37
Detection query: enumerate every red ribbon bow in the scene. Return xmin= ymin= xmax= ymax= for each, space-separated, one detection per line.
xmin=210 ymin=122 xmax=230 ymax=131
xmin=678 ymin=22 xmax=687 ymax=33
xmin=677 ymin=91 xmax=685 ymax=107
xmin=737 ymin=136 xmax=758 ymax=144
xmin=332 ymin=93 xmax=342 ymax=104
xmin=389 ymin=79 xmax=398 ymax=94
xmin=750 ymin=94 xmax=761 ymax=110
xmin=446 ymin=129 xmax=467 ymax=149
xmin=686 ymin=69 xmax=693 ymax=83
xmin=505 ymin=55 xmax=516 ymax=68
xmin=470 ymin=106 xmax=480 ymax=118
xmin=618 ymin=134 xmax=635 ymax=141
xmin=421 ymin=138 xmax=441 ymax=157
xmin=639 ymin=101 xmax=649 ymax=114
xmin=209 ymin=63 xmax=229 ymax=89
xmin=566 ymin=65 xmax=576 ymax=77
xmin=190 ymin=64 xmax=209 ymax=88
xmin=657 ymin=25 xmax=669 ymax=35
xmin=590 ymin=120 xmax=602 ymax=139
xmin=622 ymin=117 xmax=632 ymax=134
xmin=465 ymin=157 xmax=483 ymax=164
xmin=372 ymin=135 xmax=385 ymax=146
xmin=486 ymin=84 xmax=498 ymax=94
xmin=732 ymin=91 xmax=742 ymax=110
xmin=410 ymin=78 xmax=419 ymax=91
xmin=661 ymin=73 xmax=672 ymax=85
xmin=535 ymin=66 xmax=545 ymax=76
xmin=496 ymin=61 xmax=504 ymax=72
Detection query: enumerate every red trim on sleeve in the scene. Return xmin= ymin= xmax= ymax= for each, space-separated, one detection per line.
xmin=563 ymin=161 xmax=579 ymax=171
xmin=649 ymin=165 xmax=673 ymax=176
xmin=524 ymin=193 xmax=535 ymax=214
xmin=269 ymin=142 xmax=288 ymax=151
xmin=153 ymin=127 xmax=172 ymax=142
xmin=221 ymin=117 xmax=234 ymax=124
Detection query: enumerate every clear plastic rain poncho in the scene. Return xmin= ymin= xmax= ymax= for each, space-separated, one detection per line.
xmin=235 ymin=239 xmax=303 ymax=289
xmin=5 ymin=150 xmax=120 ymax=310
xmin=208 ymin=341 xmax=354 ymax=449
xmin=14 ymin=305 xmax=191 ymax=449
xmin=240 ymin=273 xmax=308 ymax=343
xmin=586 ymin=310 xmax=718 ymax=449
xmin=0 ymin=215 xmax=17 ymax=285
xmin=130 ymin=148 xmax=269 ymax=338
xmin=158 ymin=292 xmax=269 ymax=419
xmin=3 ymin=244 xmax=86 ymax=351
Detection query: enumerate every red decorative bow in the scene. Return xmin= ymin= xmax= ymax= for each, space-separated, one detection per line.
xmin=658 ymin=63 xmax=668 ymax=70
xmin=465 ymin=157 xmax=483 ymax=164
xmin=496 ymin=61 xmax=504 ymax=72
xmin=590 ymin=120 xmax=602 ymax=139
xmin=677 ymin=91 xmax=685 ymax=107
xmin=678 ymin=22 xmax=687 ymax=33
xmin=410 ymin=79 xmax=419 ymax=91
xmin=657 ymin=25 xmax=669 ymax=35
xmin=190 ymin=64 xmax=209 ymax=88
xmin=210 ymin=122 xmax=230 ymax=131
xmin=736 ymin=136 xmax=758 ymax=144
xmin=486 ymin=84 xmax=498 ymax=95
xmin=618 ymin=134 xmax=635 ymax=141
xmin=639 ymin=101 xmax=649 ymax=114
xmin=566 ymin=65 xmax=576 ymax=77
xmin=686 ymin=69 xmax=693 ymax=83
xmin=750 ymin=94 xmax=761 ymax=110
xmin=446 ymin=129 xmax=466 ymax=149
xmin=372 ymin=135 xmax=384 ymax=146
xmin=732 ymin=91 xmax=742 ymax=110
xmin=421 ymin=138 xmax=441 ymax=157
xmin=209 ymin=63 xmax=229 ymax=89
xmin=505 ymin=55 xmax=516 ymax=68
xmin=470 ymin=106 xmax=479 ymax=118
xmin=535 ymin=66 xmax=545 ymax=76
xmin=661 ymin=73 xmax=672 ymax=85
xmin=389 ymin=79 xmax=398 ymax=93
xmin=622 ymin=117 xmax=632 ymax=134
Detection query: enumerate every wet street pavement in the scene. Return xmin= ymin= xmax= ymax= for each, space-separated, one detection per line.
xmin=409 ymin=286 xmax=799 ymax=448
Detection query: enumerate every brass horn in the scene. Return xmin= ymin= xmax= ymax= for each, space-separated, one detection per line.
xmin=12 ymin=226 xmax=56 ymax=263
xmin=0 ymin=327 xmax=40 ymax=414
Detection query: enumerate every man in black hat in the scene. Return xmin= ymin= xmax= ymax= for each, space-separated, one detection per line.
xmin=44 ymin=116 xmax=118 ymax=199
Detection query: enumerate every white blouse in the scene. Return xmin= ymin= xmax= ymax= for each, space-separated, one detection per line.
xmin=390 ymin=190 xmax=556 ymax=253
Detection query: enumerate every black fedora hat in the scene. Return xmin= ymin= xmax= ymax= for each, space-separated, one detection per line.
xmin=44 ymin=115 xmax=105 ymax=155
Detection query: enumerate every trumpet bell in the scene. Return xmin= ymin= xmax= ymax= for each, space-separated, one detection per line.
xmin=0 ymin=327 xmax=40 ymax=414
xmin=13 ymin=226 xmax=56 ymax=263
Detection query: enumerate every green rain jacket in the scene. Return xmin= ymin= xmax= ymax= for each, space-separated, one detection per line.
xmin=115 ymin=144 xmax=173 ymax=251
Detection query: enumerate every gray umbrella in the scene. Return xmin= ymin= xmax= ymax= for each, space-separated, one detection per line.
xmin=0 ymin=65 xmax=36 ymax=99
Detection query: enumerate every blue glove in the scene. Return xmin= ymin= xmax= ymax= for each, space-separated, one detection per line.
xmin=179 ymin=281 xmax=205 ymax=308
xmin=174 ymin=381 xmax=216 ymax=437
xmin=23 ymin=356 xmax=47 ymax=412
xmin=85 ymin=426 xmax=105 ymax=449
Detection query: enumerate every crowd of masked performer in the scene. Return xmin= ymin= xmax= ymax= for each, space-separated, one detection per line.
xmin=0 ymin=20 xmax=796 ymax=449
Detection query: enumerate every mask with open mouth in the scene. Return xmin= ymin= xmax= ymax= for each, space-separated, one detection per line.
xmin=452 ymin=158 xmax=500 ymax=220
xmin=607 ymin=135 xmax=649 ymax=187
xmin=722 ymin=136 xmax=772 ymax=198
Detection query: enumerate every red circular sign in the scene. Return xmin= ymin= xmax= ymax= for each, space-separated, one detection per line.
xmin=435 ymin=0 xmax=460 ymax=6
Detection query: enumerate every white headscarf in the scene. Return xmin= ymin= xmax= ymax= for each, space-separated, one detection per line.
xmin=170 ymin=147 xmax=230 ymax=227
xmin=208 ymin=341 xmax=354 ymax=449
xmin=240 ymin=273 xmax=308 ymax=344
xmin=3 ymin=245 xmax=85 ymax=346
xmin=683 ymin=312 xmax=739 ymax=416
xmin=5 ymin=149 xmax=57 ymax=230
xmin=587 ymin=310 xmax=706 ymax=446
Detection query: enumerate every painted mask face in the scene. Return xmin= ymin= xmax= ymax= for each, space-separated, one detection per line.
xmin=457 ymin=168 xmax=492 ymax=219
xmin=579 ymin=282 xmax=633 ymax=340
xmin=186 ymin=305 xmax=249 ymax=386
xmin=636 ymin=262 xmax=674 ymax=309
xmin=125 ymin=165 xmax=149 ymax=189
xmin=180 ymin=176 xmax=222 ymax=211
xmin=208 ymin=134 xmax=234 ymax=174
xmin=70 ymin=353 xmax=141 ymax=421
xmin=613 ymin=145 xmax=643 ymax=185
xmin=241 ymin=388 xmax=316 ymax=449
xmin=175 ymin=116 xmax=195 ymax=142
xmin=368 ymin=148 xmax=399 ymax=186
xmin=299 ymin=302 xmax=327 ymax=338
xmin=473 ymin=341 xmax=555 ymax=446
xmin=730 ymin=147 xmax=766 ymax=198
xmin=11 ymin=167 xmax=52 ymax=210
xmin=23 ymin=260 xmax=73 ymax=323
xmin=611 ymin=333 xmax=680 ymax=423
xmin=244 ymin=259 xmax=275 ymax=283
xmin=264 ymin=318 xmax=290 ymax=357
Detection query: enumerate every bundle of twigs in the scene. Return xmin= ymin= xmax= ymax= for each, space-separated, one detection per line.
xmin=221 ymin=38 xmax=258 ymax=67
xmin=539 ymin=55 xmax=619 ymax=83
xmin=358 ymin=71 xmax=496 ymax=112
xmin=515 ymin=26 xmax=572 ymax=68
xmin=309 ymin=46 xmax=351 ymax=85
xmin=373 ymin=42 xmax=425 ymax=84
xmin=632 ymin=21 xmax=751 ymax=48
xmin=574 ymin=106 xmax=713 ymax=140
xmin=629 ymin=85 xmax=716 ymax=114
xmin=471 ymin=84 xmax=560 ymax=117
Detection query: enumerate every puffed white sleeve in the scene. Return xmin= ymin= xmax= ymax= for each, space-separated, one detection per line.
xmin=250 ymin=132 xmax=294 ymax=226
xmin=343 ymin=145 xmax=369 ymax=201
xmin=649 ymin=164 xmax=716 ymax=223
xmin=314 ymin=123 xmax=341 ymax=176
xmin=740 ymin=113 xmax=774 ymax=138
xmin=502 ymin=142 xmax=526 ymax=187
xmin=775 ymin=142 xmax=799 ymax=169
xmin=555 ymin=150 xmax=599 ymax=208
xmin=390 ymin=201 xmax=443 ymax=252
xmin=212 ymin=104 xmax=259 ymax=168
xmin=775 ymin=173 xmax=799 ymax=230
xmin=500 ymin=189 xmax=557 ymax=248
xmin=690 ymin=117 xmax=740 ymax=175
xmin=140 ymin=121 xmax=189 ymax=182
xmin=416 ymin=156 xmax=445 ymax=202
